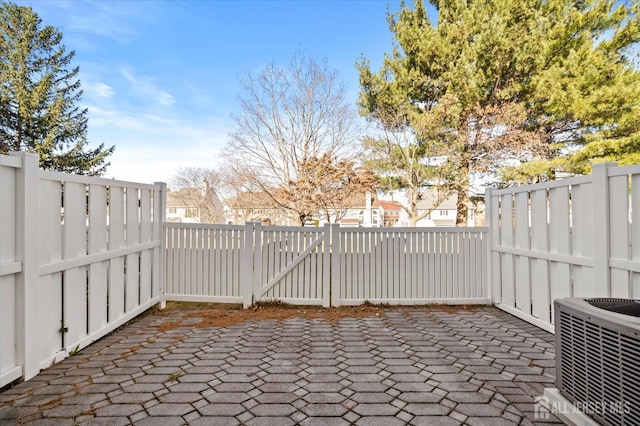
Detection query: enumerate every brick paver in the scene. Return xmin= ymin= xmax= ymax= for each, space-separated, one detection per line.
xmin=0 ymin=307 xmax=565 ymax=425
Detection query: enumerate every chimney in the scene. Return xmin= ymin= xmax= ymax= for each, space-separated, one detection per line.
xmin=363 ymin=192 xmax=372 ymax=227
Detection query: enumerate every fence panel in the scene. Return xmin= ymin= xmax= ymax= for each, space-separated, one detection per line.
xmin=333 ymin=227 xmax=489 ymax=306
xmin=0 ymin=156 xmax=21 ymax=387
xmin=164 ymin=223 xmax=488 ymax=309
xmin=609 ymin=164 xmax=640 ymax=299
xmin=487 ymin=162 xmax=640 ymax=333
xmin=164 ymin=223 xmax=245 ymax=303
xmin=36 ymin=171 xmax=164 ymax=370
xmin=2 ymin=152 xmax=165 ymax=386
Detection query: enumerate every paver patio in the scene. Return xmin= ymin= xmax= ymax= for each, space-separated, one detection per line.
xmin=0 ymin=306 xmax=565 ymax=425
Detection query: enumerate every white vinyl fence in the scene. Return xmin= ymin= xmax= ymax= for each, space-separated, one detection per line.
xmin=0 ymin=152 xmax=165 ymax=386
xmin=487 ymin=162 xmax=640 ymax=332
xmin=164 ymin=223 xmax=249 ymax=305
xmin=332 ymin=227 xmax=488 ymax=306
xmin=165 ymin=222 xmax=489 ymax=308
xmin=7 ymin=150 xmax=637 ymax=388
xmin=165 ymin=223 xmax=333 ymax=307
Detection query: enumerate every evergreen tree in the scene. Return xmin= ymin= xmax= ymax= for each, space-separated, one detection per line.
xmin=358 ymin=0 xmax=640 ymax=224
xmin=0 ymin=2 xmax=113 ymax=175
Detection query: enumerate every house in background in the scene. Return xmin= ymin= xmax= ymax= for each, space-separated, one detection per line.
xmin=166 ymin=191 xmax=201 ymax=223
xmin=315 ymin=192 xmax=381 ymax=227
xmin=394 ymin=191 xmax=458 ymax=227
xmin=379 ymin=200 xmax=402 ymax=227
xmin=223 ymin=191 xmax=292 ymax=225
xmin=166 ymin=184 xmax=225 ymax=224
xmin=222 ymin=190 xmax=465 ymax=227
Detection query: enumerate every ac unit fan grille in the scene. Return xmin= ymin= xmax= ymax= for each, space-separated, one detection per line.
xmin=558 ymin=310 xmax=640 ymax=425
xmin=587 ymin=298 xmax=640 ymax=317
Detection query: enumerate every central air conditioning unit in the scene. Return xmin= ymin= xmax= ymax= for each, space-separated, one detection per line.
xmin=555 ymin=298 xmax=640 ymax=425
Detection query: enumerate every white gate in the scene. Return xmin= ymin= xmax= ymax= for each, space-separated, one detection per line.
xmin=252 ymin=223 xmax=330 ymax=307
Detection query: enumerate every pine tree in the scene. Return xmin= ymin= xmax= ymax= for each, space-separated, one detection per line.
xmin=358 ymin=0 xmax=640 ymax=224
xmin=0 ymin=2 xmax=113 ymax=175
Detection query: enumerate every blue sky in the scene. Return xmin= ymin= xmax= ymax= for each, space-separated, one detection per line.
xmin=17 ymin=0 xmax=433 ymax=184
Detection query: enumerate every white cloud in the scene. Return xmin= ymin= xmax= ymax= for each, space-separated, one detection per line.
xmin=63 ymin=2 xmax=148 ymax=43
xmin=121 ymin=66 xmax=175 ymax=108
xmin=86 ymin=104 xmax=231 ymax=184
xmin=85 ymin=82 xmax=115 ymax=98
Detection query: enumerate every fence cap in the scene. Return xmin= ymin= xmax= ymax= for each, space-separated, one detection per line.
xmin=9 ymin=151 xmax=38 ymax=159
xmin=592 ymin=161 xmax=618 ymax=169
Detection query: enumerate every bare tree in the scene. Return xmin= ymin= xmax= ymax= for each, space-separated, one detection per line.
xmin=224 ymin=53 xmax=363 ymax=225
xmin=170 ymin=167 xmax=225 ymax=223
xmin=277 ymin=154 xmax=378 ymax=224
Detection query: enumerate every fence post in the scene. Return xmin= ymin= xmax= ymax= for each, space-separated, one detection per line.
xmin=154 ymin=182 xmax=167 ymax=309
xmin=322 ymin=223 xmax=331 ymax=308
xmin=252 ymin=222 xmax=263 ymax=305
xmin=330 ymin=224 xmax=341 ymax=307
xmin=241 ymin=222 xmax=255 ymax=308
xmin=592 ymin=162 xmax=616 ymax=297
xmin=484 ymin=187 xmax=493 ymax=303
xmin=11 ymin=152 xmax=40 ymax=381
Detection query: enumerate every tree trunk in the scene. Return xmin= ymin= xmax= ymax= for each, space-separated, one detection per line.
xmin=456 ymin=159 xmax=470 ymax=226
xmin=408 ymin=183 xmax=419 ymax=227
xmin=456 ymin=190 xmax=468 ymax=226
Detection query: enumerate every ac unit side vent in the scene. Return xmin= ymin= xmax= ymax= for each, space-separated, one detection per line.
xmin=556 ymin=298 xmax=640 ymax=426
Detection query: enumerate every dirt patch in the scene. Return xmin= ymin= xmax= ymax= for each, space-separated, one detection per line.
xmin=157 ymin=302 xmax=483 ymax=331
xmin=156 ymin=321 xmax=185 ymax=333
xmin=158 ymin=302 xmax=384 ymax=330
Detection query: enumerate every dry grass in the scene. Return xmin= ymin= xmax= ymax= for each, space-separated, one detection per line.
xmin=156 ymin=301 xmax=484 ymax=331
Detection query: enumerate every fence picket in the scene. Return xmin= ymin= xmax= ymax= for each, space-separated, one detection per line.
xmin=529 ymin=189 xmax=550 ymax=323
xmin=549 ymin=186 xmax=572 ymax=303
xmin=571 ymin=183 xmax=595 ymax=297
xmin=38 ymin=179 xmax=63 ymax=367
xmin=610 ymin=175 xmax=631 ymax=297
xmin=0 ymin=163 xmax=18 ymax=386
xmin=108 ymin=187 xmax=125 ymax=320
xmin=125 ymin=188 xmax=140 ymax=311
xmin=140 ymin=190 xmax=152 ymax=304
xmin=632 ymin=175 xmax=640 ymax=297
xmin=63 ymin=181 xmax=88 ymax=350
xmin=88 ymin=185 xmax=108 ymax=334
xmin=514 ymin=192 xmax=531 ymax=315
